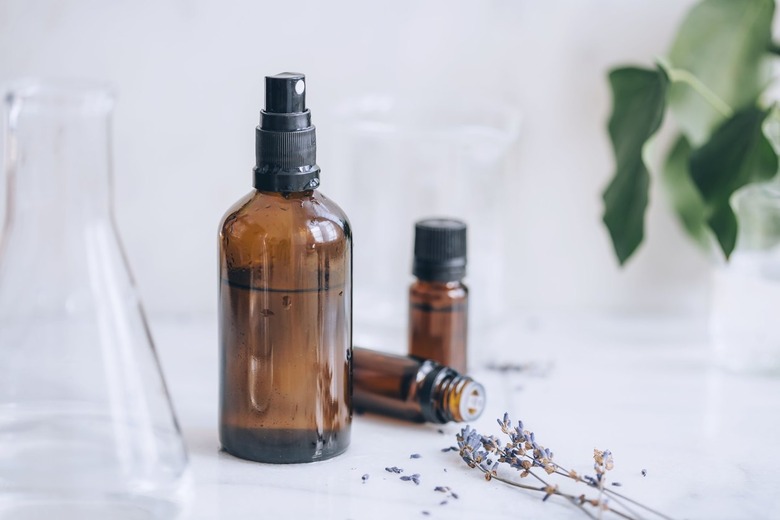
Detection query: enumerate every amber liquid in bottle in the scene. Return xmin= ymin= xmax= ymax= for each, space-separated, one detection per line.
xmin=352 ymin=347 xmax=484 ymax=424
xmin=408 ymin=219 xmax=468 ymax=373
xmin=409 ymin=280 xmax=468 ymax=373
xmin=219 ymin=73 xmax=351 ymax=463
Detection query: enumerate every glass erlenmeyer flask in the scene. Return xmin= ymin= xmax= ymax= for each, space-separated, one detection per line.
xmin=0 ymin=81 xmax=189 ymax=519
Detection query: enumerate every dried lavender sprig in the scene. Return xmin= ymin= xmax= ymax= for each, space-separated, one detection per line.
xmin=474 ymin=423 xmax=668 ymax=520
xmin=457 ymin=417 xmax=675 ymax=520
xmin=463 ymin=454 xmax=604 ymax=520
xmin=546 ymin=463 xmax=672 ymax=520
xmin=493 ymin=420 xmax=674 ymax=520
xmin=458 ymin=434 xmax=626 ymax=520
xmin=509 ymin=457 xmax=655 ymax=520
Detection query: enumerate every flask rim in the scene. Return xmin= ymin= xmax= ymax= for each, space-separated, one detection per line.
xmin=4 ymin=78 xmax=115 ymax=113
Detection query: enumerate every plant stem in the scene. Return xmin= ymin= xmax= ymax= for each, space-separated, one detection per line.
xmin=655 ymin=58 xmax=733 ymax=118
xmin=603 ymin=493 xmax=647 ymax=520
xmin=603 ymin=489 xmax=676 ymax=520
xmin=548 ymin=461 xmax=673 ymax=520
xmin=665 ymin=67 xmax=734 ymax=118
xmin=481 ymin=469 xmax=627 ymax=520
xmin=476 ymin=450 xmax=637 ymax=520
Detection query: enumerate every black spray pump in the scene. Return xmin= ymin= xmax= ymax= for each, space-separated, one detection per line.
xmin=254 ymin=72 xmax=320 ymax=192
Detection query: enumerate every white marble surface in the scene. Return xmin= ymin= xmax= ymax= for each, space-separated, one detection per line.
xmin=152 ymin=314 xmax=780 ymax=520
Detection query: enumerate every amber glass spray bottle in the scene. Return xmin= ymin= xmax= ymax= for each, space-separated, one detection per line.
xmin=218 ymin=73 xmax=352 ymax=463
xmin=409 ymin=219 xmax=468 ymax=373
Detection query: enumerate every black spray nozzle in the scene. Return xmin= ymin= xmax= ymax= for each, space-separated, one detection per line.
xmin=254 ymin=71 xmax=320 ymax=192
xmin=265 ymin=72 xmax=306 ymax=113
xmin=261 ymin=72 xmax=311 ymax=132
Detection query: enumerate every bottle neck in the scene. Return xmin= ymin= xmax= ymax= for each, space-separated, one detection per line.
xmin=3 ymin=84 xmax=114 ymax=236
xmin=414 ymin=279 xmax=465 ymax=289
xmin=436 ymin=374 xmax=485 ymax=422
xmin=255 ymin=189 xmax=315 ymax=200
xmin=419 ymin=365 xmax=485 ymax=423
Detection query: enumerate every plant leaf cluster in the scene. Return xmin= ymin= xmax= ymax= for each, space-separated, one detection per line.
xmin=603 ymin=0 xmax=778 ymax=264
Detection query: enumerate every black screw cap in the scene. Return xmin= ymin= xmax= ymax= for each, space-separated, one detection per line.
xmin=413 ymin=218 xmax=467 ymax=282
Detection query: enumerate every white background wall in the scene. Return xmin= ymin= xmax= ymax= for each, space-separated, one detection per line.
xmin=0 ymin=0 xmax=713 ymax=323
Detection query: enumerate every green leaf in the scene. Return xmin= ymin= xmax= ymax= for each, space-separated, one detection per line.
xmin=602 ymin=67 xmax=668 ymax=265
xmin=660 ymin=135 xmax=710 ymax=249
xmin=763 ymin=105 xmax=780 ymax=154
xmin=689 ymin=106 xmax=778 ymax=258
xmin=667 ymin=0 xmax=774 ymax=145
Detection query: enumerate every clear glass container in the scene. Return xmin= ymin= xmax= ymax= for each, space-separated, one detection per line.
xmin=0 ymin=81 xmax=189 ymax=518
xmin=329 ymin=96 xmax=520 ymax=354
xmin=711 ymin=180 xmax=780 ymax=375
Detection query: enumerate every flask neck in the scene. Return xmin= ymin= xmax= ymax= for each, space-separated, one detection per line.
xmin=3 ymin=83 xmax=114 ymax=235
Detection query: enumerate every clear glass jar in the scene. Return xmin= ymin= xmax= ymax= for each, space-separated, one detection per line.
xmin=329 ymin=96 xmax=520 ymax=354
xmin=711 ymin=180 xmax=780 ymax=375
xmin=0 ymin=81 xmax=189 ymax=518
